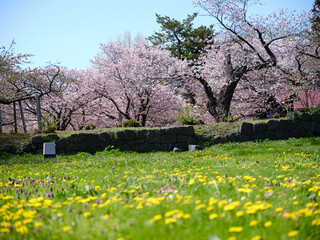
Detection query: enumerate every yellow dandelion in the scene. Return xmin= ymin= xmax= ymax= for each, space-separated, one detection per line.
xmin=16 ymin=225 xmax=28 ymax=235
xmin=288 ymin=230 xmax=299 ymax=237
xmin=188 ymin=179 xmax=195 ymax=185
xmin=251 ymin=236 xmax=262 ymax=240
xmin=312 ymin=218 xmax=320 ymax=226
xmin=228 ymin=237 xmax=237 ymax=240
xmin=236 ymin=211 xmax=244 ymax=217
xmin=183 ymin=213 xmax=191 ymax=219
xmin=34 ymin=222 xmax=42 ymax=228
xmin=228 ymin=226 xmax=243 ymax=233
xmin=149 ymin=214 xmax=162 ymax=224
xmin=0 ymin=228 xmax=10 ymax=233
xmin=83 ymin=212 xmax=91 ymax=217
xmin=249 ymin=220 xmax=259 ymax=227
xmin=165 ymin=218 xmax=177 ymax=224
xmin=103 ymin=214 xmax=110 ymax=220
xmin=209 ymin=213 xmax=218 ymax=220
xmin=264 ymin=221 xmax=272 ymax=227
xmin=63 ymin=226 xmax=71 ymax=232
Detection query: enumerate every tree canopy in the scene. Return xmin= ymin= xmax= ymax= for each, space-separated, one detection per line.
xmin=148 ymin=13 xmax=214 ymax=60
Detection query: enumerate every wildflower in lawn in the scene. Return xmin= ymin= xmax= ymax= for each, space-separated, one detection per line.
xmin=188 ymin=179 xmax=195 ymax=185
xmin=209 ymin=213 xmax=218 ymax=220
xmin=16 ymin=225 xmax=28 ymax=235
xmin=63 ymin=226 xmax=71 ymax=232
xmin=83 ymin=212 xmax=91 ymax=217
xmin=149 ymin=214 xmax=162 ymax=224
xmin=0 ymin=227 xmax=10 ymax=233
xmin=249 ymin=220 xmax=259 ymax=227
xmin=195 ymin=204 xmax=205 ymax=210
xmin=312 ymin=218 xmax=320 ymax=226
xmin=275 ymin=207 xmax=283 ymax=212
xmin=165 ymin=218 xmax=177 ymax=224
xmin=236 ymin=211 xmax=244 ymax=217
xmin=228 ymin=226 xmax=243 ymax=233
xmin=264 ymin=221 xmax=272 ymax=227
xmin=183 ymin=213 xmax=191 ymax=219
xmin=15 ymin=221 xmax=22 ymax=228
xmin=228 ymin=237 xmax=236 ymax=240
xmin=251 ymin=236 xmax=262 ymax=240
xmin=23 ymin=218 xmax=33 ymax=224
xmin=34 ymin=222 xmax=42 ymax=227
xmin=288 ymin=230 xmax=299 ymax=237
xmin=103 ymin=214 xmax=110 ymax=219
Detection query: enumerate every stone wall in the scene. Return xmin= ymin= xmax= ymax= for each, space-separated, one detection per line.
xmin=14 ymin=126 xmax=198 ymax=154
xmin=215 ymin=112 xmax=320 ymax=144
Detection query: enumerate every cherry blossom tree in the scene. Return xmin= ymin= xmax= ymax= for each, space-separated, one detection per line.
xmin=91 ymin=42 xmax=187 ymax=126
xmin=188 ymin=0 xmax=310 ymax=122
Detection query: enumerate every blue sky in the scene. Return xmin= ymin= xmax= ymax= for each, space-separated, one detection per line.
xmin=0 ymin=0 xmax=315 ymax=69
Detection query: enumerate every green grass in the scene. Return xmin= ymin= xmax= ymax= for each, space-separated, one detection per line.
xmin=1 ymin=137 xmax=320 ymax=239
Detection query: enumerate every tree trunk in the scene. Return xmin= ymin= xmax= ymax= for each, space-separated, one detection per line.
xmin=13 ymin=101 xmax=17 ymax=133
xmin=206 ymin=80 xmax=240 ymax=122
xmin=19 ymin=100 xmax=27 ymax=133
xmin=0 ymin=104 xmax=2 ymax=134
xmin=197 ymin=54 xmax=243 ymax=122
xmin=35 ymin=94 xmax=42 ymax=130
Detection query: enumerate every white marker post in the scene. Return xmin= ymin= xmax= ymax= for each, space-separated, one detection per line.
xmin=43 ymin=142 xmax=56 ymax=158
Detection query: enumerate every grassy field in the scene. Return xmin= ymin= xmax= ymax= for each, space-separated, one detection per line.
xmin=0 ymin=137 xmax=320 ymax=240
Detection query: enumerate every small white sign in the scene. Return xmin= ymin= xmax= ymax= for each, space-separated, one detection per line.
xmin=43 ymin=142 xmax=56 ymax=158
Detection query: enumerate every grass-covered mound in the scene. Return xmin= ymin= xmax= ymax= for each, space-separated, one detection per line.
xmin=0 ymin=137 xmax=319 ymax=239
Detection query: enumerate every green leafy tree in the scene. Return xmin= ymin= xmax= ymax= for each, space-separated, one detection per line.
xmin=148 ymin=13 xmax=214 ymax=61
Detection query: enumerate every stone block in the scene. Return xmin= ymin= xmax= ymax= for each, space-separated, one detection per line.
xmin=67 ymin=134 xmax=80 ymax=143
xmin=46 ymin=134 xmax=60 ymax=142
xmin=118 ymin=144 xmax=131 ymax=151
xmin=99 ymin=132 xmax=112 ymax=141
xmin=188 ymin=145 xmax=203 ymax=151
xmin=300 ymin=112 xmax=311 ymax=121
xmin=252 ymin=133 xmax=265 ymax=140
xmin=240 ymin=122 xmax=253 ymax=135
xmin=253 ymin=122 xmax=267 ymax=134
xmin=124 ymin=130 xmax=135 ymax=141
xmin=165 ymin=127 xmax=178 ymax=136
xmin=160 ymin=144 xmax=173 ymax=151
xmin=177 ymin=126 xmax=194 ymax=136
xmin=135 ymin=129 xmax=147 ymax=139
xmin=135 ymin=144 xmax=150 ymax=153
xmin=173 ymin=147 xmax=182 ymax=152
xmin=56 ymin=138 xmax=68 ymax=151
xmin=174 ymin=143 xmax=187 ymax=151
xmin=279 ymin=120 xmax=293 ymax=131
xmin=161 ymin=134 xmax=176 ymax=144
xmin=265 ymin=131 xmax=276 ymax=140
xmin=65 ymin=143 xmax=79 ymax=152
xmin=187 ymin=136 xmax=198 ymax=145
xmin=31 ymin=136 xmax=45 ymax=145
xmin=20 ymin=143 xmax=33 ymax=153
xmin=146 ymin=130 xmax=161 ymax=144
xmin=267 ymin=120 xmax=279 ymax=131
xmin=176 ymin=135 xmax=188 ymax=143
xmin=239 ymin=135 xmax=251 ymax=142
xmin=150 ymin=144 xmax=161 ymax=151
xmin=311 ymin=113 xmax=320 ymax=123
xmin=276 ymin=131 xmax=289 ymax=140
